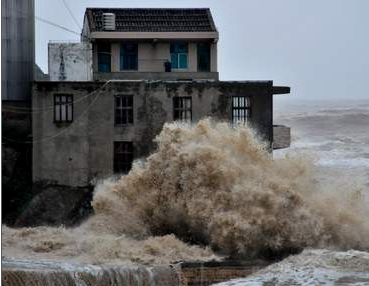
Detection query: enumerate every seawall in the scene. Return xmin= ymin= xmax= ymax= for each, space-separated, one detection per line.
xmin=2 ymin=258 xmax=269 ymax=286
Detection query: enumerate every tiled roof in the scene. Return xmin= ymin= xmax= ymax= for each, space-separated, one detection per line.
xmin=85 ymin=8 xmax=217 ymax=32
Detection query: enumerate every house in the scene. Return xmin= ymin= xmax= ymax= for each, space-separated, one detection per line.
xmin=82 ymin=8 xmax=219 ymax=81
xmin=33 ymin=8 xmax=291 ymax=187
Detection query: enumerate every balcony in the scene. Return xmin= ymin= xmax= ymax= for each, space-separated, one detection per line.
xmin=94 ymin=71 xmax=219 ymax=81
xmin=94 ymin=59 xmax=218 ymax=81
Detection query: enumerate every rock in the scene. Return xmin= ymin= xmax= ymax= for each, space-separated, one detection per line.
xmin=2 ymin=146 xmax=19 ymax=186
xmin=15 ymin=185 xmax=93 ymax=227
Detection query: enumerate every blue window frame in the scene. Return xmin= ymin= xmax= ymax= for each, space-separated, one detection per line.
xmin=170 ymin=43 xmax=188 ymax=69
xmin=97 ymin=42 xmax=111 ymax=73
xmin=120 ymin=43 xmax=138 ymax=70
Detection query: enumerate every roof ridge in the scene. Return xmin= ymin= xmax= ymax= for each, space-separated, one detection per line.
xmin=86 ymin=8 xmax=211 ymax=10
xmin=84 ymin=7 xmax=217 ymax=33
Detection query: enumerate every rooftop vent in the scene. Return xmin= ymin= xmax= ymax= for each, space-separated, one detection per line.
xmin=102 ymin=13 xmax=116 ymax=31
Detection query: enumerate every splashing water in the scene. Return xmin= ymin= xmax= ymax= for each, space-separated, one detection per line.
xmin=2 ymin=119 xmax=369 ymax=264
xmin=213 ymin=249 xmax=369 ymax=286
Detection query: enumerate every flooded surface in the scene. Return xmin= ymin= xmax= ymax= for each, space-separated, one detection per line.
xmin=217 ymin=99 xmax=369 ymax=285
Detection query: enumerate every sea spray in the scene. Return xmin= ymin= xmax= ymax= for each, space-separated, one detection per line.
xmin=92 ymin=119 xmax=321 ymax=258
xmin=92 ymin=119 xmax=369 ymax=257
xmin=2 ymin=119 xmax=369 ymax=264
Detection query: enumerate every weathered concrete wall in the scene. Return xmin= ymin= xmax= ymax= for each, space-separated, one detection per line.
xmin=94 ymin=72 xmax=219 ymax=81
xmin=138 ymin=43 xmax=169 ymax=72
xmin=179 ymin=260 xmax=270 ymax=286
xmin=48 ymin=43 xmax=92 ymax=81
xmin=33 ymin=81 xmax=273 ymax=187
xmin=273 ymin=125 xmax=291 ymax=149
xmin=34 ymin=64 xmax=49 ymax=81
xmin=2 ymin=258 xmax=179 ymax=286
xmin=210 ymin=43 xmax=218 ymax=73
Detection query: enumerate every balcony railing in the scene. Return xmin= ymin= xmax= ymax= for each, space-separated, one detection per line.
xmin=137 ymin=59 xmax=168 ymax=72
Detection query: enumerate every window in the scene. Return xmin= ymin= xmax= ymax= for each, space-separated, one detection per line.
xmin=115 ymin=95 xmax=133 ymax=125
xmin=173 ymin=97 xmax=192 ymax=122
xmin=170 ymin=43 xmax=188 ymax=69
xmin=232 ymin=96 xmax=251 ymax=124
xmin=114 ymin=142 xmax=133 ymax=173
xmin=97 ymin=42 xmax=111 ymax=72
xmin=54 ymin=94 xmax=73 ymax=123
xmin=120 ymin=43 xmax=138 ymax=70
xmin=197 ymin=43 xmax=211 ymax=72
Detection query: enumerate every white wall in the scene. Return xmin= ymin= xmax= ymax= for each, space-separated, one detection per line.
xmin=49 ymin=43 xmax=92 ymax=81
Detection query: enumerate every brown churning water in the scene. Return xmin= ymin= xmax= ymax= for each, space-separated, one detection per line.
xmin=2 ymin=119 xmax=369 ymax=265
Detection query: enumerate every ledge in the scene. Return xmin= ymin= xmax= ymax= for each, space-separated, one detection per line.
xmin=273 ymin=86 xmax=291 ymax=95
xmin=93 ymin=71 xmax=219 ymax=81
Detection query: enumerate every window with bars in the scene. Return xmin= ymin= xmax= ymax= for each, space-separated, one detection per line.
xmin=54 ymin=94 xmax=73 ymax=123
xmin=173 ymin=97 xmax=192 ymax=122
xmin=115 ymin=95 xmax=133 ymax=125
xmin=114 ymin=141 xmax=133 ymax=174
xmin=232 ymin=96 xmax=251 ymax=124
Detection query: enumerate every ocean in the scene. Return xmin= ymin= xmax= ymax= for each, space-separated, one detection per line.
xmin=216 ymin=98 xmax=369 ymax=285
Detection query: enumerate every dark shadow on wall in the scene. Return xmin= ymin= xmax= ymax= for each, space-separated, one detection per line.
xmin=2 ymin=106 xmax=94 ymax=227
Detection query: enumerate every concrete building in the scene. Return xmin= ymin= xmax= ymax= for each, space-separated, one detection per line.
xmin=33 ymin=8 xmax=291 ymax=187
xmin=1 ymin=0 xmax=35 ymax=101
xmin=2 ymin=0 xmax=36 ymax=139
xmin=49 ymin=42 xmax=92 ymax=81
xmin=2 ymin=0 xmax=35 ymax=224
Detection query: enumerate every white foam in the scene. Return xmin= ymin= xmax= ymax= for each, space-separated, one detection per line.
xmin=318 ymin=158 xmax=369 ymax=168
xmin=213 ymin=249 xmax=369 ymax=286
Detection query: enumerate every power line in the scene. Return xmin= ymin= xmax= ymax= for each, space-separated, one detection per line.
xmin=2 ymin=80 xmax=123 ymax=144
xmin=4 ymin=5 xmax=81 ymax=36
xmin=36 ymin=16 xmax=80 ymax=36
xmin=3 ymin=83 xmax=104 ymax=144
xmin=60 ymin=0 xmax=82 ymax=31
xmin=2 ymin=81 xmax=108 ymax=113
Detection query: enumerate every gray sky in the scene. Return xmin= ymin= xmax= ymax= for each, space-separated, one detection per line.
xmin=36 ymin=0 xmax=369 ymax=101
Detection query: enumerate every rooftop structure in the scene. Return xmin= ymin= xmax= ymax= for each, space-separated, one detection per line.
xmin=85 ymin=8 xmax=217 ymax=32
